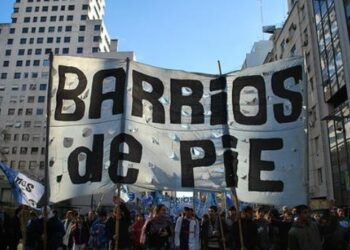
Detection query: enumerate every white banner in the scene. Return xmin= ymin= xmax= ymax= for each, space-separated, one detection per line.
xmin=49 ymin=56 xmax=307 ymax=206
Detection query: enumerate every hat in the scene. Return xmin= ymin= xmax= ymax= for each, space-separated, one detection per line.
xmin=184 ymin=206 xmax=193 ymax=211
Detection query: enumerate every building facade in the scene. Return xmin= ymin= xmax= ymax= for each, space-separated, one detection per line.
xmin=262 ymin=0 xmax=350 ymax=207
xmin=0 ymin=0 xmax=133 ymax=203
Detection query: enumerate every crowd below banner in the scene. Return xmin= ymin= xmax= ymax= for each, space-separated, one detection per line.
xmin=0 ymin=198 xmax=350 ymax=250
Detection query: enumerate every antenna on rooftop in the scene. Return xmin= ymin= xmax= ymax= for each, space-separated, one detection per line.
xmin=258 ymin=0 xmax=264 ymax=40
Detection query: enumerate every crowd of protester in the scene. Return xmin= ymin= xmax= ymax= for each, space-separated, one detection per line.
xmin=1 ymin=199 xmax=350 ymax=250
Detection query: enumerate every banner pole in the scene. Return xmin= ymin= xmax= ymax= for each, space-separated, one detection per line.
xmin=43 ymin=52 xmax=54 ymax=250
xmin=231 ymin=188 xmax=245 ymax=250
xmin=215 ymin=194 xmax=227 ymax=250
xmin=114 ymin=57 xmax=131 ymax=250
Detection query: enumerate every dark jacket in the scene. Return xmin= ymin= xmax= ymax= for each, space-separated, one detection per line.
xmin=288 ymin=220 xmax=322 ymax=250
xmin=234 ymin=218 xmax=258 ymax=250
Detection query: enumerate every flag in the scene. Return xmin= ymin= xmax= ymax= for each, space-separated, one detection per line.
xmin=0 ymin=161 xmax=44 ymax=209
xmin=207 ymin=192 xmax=217 ymax=206
xmin=225 ymin=192 xmax=233 ymax=208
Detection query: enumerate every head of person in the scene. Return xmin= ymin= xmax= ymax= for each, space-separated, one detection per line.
xmin=266 ymin=209 xmax=279 ymax=223
xmin=282 ymin=206 xmax=289 ymax=214
xmin=283 ymin=211 xmax=293 ymax=222
xmin=135 ymin=213 xmax=145 ymax=222
xmin=256 ymin=206 xmax=266 ymax=219
xmin=208 ymin=206 xmax=218 ymax=219
xmin=88 ymin=210 xmax=96 ymax=221
xmin=65 ymin=210 xmax=74 ymax=220
xmin=97 ymin=209 xmax=107 ymax=220
xmin=295 ymin=205 xmax=310 ymax=223
xmin=155 ymin=204 xmax=167 ymax=217
xmin=77 ymin=214 xmax=85 ymax=224
xmin=183 ymin=207 xmax=192 ymax=218
xmin=243 ymin=206 xmax=254 ymax=219
xmin=228 ymin=206 xmax=237 ymax=219
xmin=336 ymin=207 xmax=345 ymax=218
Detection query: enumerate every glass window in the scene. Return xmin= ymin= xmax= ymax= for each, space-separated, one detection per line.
xmin=20 ymin=147 xmax=28 ymax=155
xmin=78 ymin=36 xmax=84 ymax=42
xmin=62 ymin=48 xmax=69 ymax=54
xmin=64 ymin=37 xmax=71 ymax=43
xmin=65 ymin=26 xmax=72 ymax=32
xmin=79 ymin=25 xmax=86 ymax=31
xmin=18 ymin=49 xmax=25 ymax=55
xmin=9 ymin=28 xmax=15 ymax=34
xmin=35 ymin=49 xmax=42 ymax=55
xmin=40 ymin=16 xmax=47 ymax=22
xmin=39 ymin=27 xmax=45 ymax=33
xmin=16 ymin=61 xmax=23 ymax=67
xmin=40 ymin=84 xmax=47 ymax=90
xmin=67 ymin=15 xmax=73 ymax=21
xmin=22 ymin=27 xmax=28 ymax=33
xmin=3 ymin=61 xmax=9 ymax=67
xmin=20 ymin=38 xmax=26 ymax=44
xmin=81 ymin=15 xmax=87 ymax=20
xmin=50 ymin=16 xmax=57 ymax=22
xmin=36 ymin=109 xmax=43 ymax=115
xmin=77 ymin=47 xmax=83 ymax=54
xmin=7 ymin=39 xmax=13 ymax=45
xmin=24 ymin=17 xmax=30 ymax=23
xmin=38 ymin=96 xmax=45 ymax=103
xmin=5 ymin=50 xmax=11 ymax=56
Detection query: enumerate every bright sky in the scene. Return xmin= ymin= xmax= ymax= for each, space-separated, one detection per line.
xmin=0 ymin=0 xmax=287 ymax=74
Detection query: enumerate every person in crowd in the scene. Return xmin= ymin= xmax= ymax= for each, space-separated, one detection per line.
xmin=89 ymin=209 xmax=108 ymax=250
xmin=254 ymin=206 xmax=270 ymax=250
xmin=8 ymin=205 xmax=23 ymax=250
xmin=130 ymin=213 xmax=145 ymax=250
xmin=87 ymin=210 xmax=97 ymax=229
xmin=200 ymin=214 xmax=209 ymax=250
xmin=234 ymin=205 xmax=258 ymax=250
xmin=62 ymin=210 xmax=75 ymax=250
xmin=47 ymin=209 xmax=66 ymax=250
xmin=265 ymin=208 xmax=281 ymax=250
xmin=25 ymin=211 xmax=38 ymax=250
xmin=140 ymin=206 xmax=156 ymax=247
xmin=201 ymin=205 xmax=227 ymax=250
xmin=279 ymin=210 xmax=293 ymax=250
xmin=0 ymin=202 xmax=10 ymax=250
xmin=174 ymin=206 xmax=200 ymax=250
xmin=336 ymin=207 xmax=349 ymax=229
xmin=288 ymin=204 xmax=322 ymax=250
xmin=106 ymin=197 xmax=131 ymax=250
xmin=71 ymin=214 xmax=89 ymax=250
xmin=144 ymin=204 xmax=173 ymax=250
xmin=225 ymin=206 xmax=237 ymax=250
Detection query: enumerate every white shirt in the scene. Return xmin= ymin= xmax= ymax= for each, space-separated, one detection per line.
xmin=174 ymin=216 xmax=200 ymax=250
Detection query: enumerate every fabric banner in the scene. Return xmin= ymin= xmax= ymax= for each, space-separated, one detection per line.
xmin=49 ymin=56 xmax=307 ymax=206
xmin=0 ymin=161 xmax=44 ymax=209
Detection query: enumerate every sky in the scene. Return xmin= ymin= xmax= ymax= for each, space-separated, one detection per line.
xmin=0 ymin=0 xmax=287 ymax=74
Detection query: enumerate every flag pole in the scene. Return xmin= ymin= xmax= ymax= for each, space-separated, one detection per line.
xmin=114 ymin=57 xmax=131 ymax=250
xmin=43 ymin=52 xmax=54 ymax=250
xmin=216 ymin=60 xmax=244 ymax=249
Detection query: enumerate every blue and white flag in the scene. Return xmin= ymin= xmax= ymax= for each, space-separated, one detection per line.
xmin=0 ymin=161 xmax=45 ymax=209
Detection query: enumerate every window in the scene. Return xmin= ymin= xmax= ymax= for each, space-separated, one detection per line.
xmin=27 ymin=49 xmax=32 ymax=55
xmin=39 ymin=84 xmax=47 ymax=90
xmin=67 ymin=15 xmax=73 ymax=21
xmin=25 ymin=6 xmax=32 ymax=12
xmin=32 ymin=73 xmax=38 ymax=78
xmin=24 ymin=17 xmax=30 ymax=23
xmin=22 ymin=84 xmax=26 ymax=91
xmin=16 ymin=61 xmax=23 ymax=67
xmin=93 ymin=36 xmax=100 ymax=42
xmin=24 ymin=121 xmax=31 ymax=127
xmin=57 ymin=26 xmax=62 ymax=32
xmin=65 ymin=26 xmax=72 ymax=32
xmin=22 ymin=27 xmax=28 ymax=33
xmin=79 ymin=25 xmax=86 ymax=31
xmin=33 ymin=17 xmax=37 ymax=22
xmin=64 ymin=37 xmax=71 ymax=43
xmin=22 ymin=134 xmax=30 ymax=141
xmin=92 ymin=47 xmax=99 ymax=53
xmin=59 ymin=15 xmax=64 ymax=21
xmin=20 ymin=38 xmax=26 ymax=44
xmin=39 ymin=161 xmax=45 ymax=170
xmin=1 ymin=73 xmax=7 ymax=79
xmin=54 ymin=48 xmax=59 ymax=54
xmin=35 ymin=49 xmax=42 ymax=55
xmin=35 ymin=6 xmax=39 ymax=12
xmin=33 ymin=60 xmax=40 ymax=66
xmin=20 ymin=147 xmax=28 ymax=155
xmin=77 ymin=47 xmax=83 ymax=54
xmin=25 ymin=60 xmax=30 ymax=66
xmin=18 ymin=161 xmax=26 ymax=169
xmin=38 ymin=96 xmax=45 ymax=102
xmin=28 ymin=96 xmax=35 ymax=103
xmin=68 ymin=5 xmax=75 ymax=10
xmin=8 ymin=109 xmax=15 ymax=115
xmin=18 ymin=109 xmax=23 ymax=115
xmin=5 ymin=50 xmax=11 ymax=56
xmin=3 ymin=61 xmax=9 ymax=67
xmin=82 ymin=4 xmax=88 ymax=10
xmin=62 ymin=48 xmax=69 ymax=54
xmin=81 ymin=15 xmax=87 ymax=20
xmin=45 ymin=48 xmax=52 ymax=54
xmin=43 ymin=60 xmax=49 ymax=67
xmin=14 ymin=72 xmax=21 ymax=79
xmin=31 ymin=147 xmax=39 ymax=154
xmin=12 ymin=17 xmax=17 ymax=23
xmin=25 ymin=109 xmax=33 ymax=115
xmin=78 ymin=36 xmax=84 ymax=42
xmin=94 ymin=25 xmax=101 ymax=31
xmin=42 ymin=6 xmax=48 ymax=11
xmin=61 ymin=5 xmax=65 ymax=11
xmin=48 ymin=26 xmax=55 ymax=32
xmin=56 ymin=37 xmax=61 ymax=43
xmin=40 ymin=16 xmax=47 ymax=22
xmin=31 ymin=27 xmax=36 ymax=33
xmin=47 ymin=37 xmax=54 ymax=43
xmin=36 ymin=109 xmax=43 ymax=115
xmin=12 ymin=147 xmax=17 ymax=154
xmin=9 ymin=28 xmax=15 ymax=34
xmin=39 ymin=27 xmax=45 ymax=33
xmin=18 ymin=49 xmax=25 ymax=55
xmin=50 ymin=16 xmax=57 ymax=22
xmin=29 ymin=161 xmax=37 ymax=169
xmin=37 ymin=37 xmax=44 ymax=44
xmin=7 ymin=39 xmax=13 ymax=45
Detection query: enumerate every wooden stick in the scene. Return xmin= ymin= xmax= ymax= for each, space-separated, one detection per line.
xmin=231 ymin=188 xmax=245 ymax=250
xmin=114 ymin=184 xmax=121 ymax=250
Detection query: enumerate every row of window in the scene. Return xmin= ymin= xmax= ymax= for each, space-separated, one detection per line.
xmin=17 ymin=4 xmax=79 ymax=13
xmin=7 ymin=35 xmax=101 ymax=45
xmin=0 ymin=84 xmax=47 ymax=92
xmin=3 ymin=133 xmax=44 ymax=143
xmin=8 ymin=160 xmax=44 ymax=171
xmin=4 ymin=120 xmax=45 ymax=129
xmin=3 ymin=59 xmax=49 ymax=67
xmin=12 ymin=14 xmax=100 ymax=24
xmin=0 ymin=71 xmax=49 ymax=80
xmin=5 ymin=108 xmax=44 ymax=116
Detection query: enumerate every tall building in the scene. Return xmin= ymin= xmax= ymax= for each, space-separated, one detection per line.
xmin=0 ymin=0 xmax=133 ymax=202
xmin=262 ymin=0 xmax=350 ymax=207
